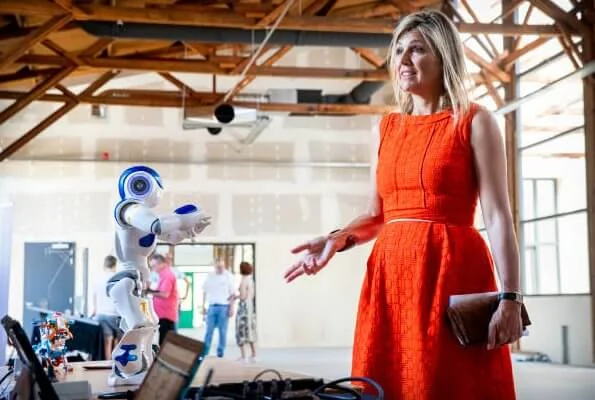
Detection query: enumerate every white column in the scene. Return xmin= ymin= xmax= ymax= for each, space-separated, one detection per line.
xmin=0 ymin=178 xmax=13 ymax=365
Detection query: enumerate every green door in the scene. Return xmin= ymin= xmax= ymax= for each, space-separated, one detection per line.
xmin=177 ymin=272 xmax=193 ymax=329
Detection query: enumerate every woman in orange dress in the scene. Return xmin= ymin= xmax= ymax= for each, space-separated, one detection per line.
xmin=284 ymin=10 xmax=524 ymax=400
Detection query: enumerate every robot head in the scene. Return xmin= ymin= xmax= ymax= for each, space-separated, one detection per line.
xmin=118 ymin=165 xmax=163 ymax=208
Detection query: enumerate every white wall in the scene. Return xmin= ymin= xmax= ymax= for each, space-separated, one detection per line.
xmin=522 ymin=295 xmax=593 ymax=366
xmin=0 ymin=93 xmax=378 ymax=348
xmin=0 ymin=178 xmax=13 ymax=365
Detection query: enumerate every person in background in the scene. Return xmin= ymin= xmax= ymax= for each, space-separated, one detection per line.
xmin=91 ymin=255 xmax=122 ymax=360
xmin=202 ymin=258 xmax=235 ymax=358
xmin=229 ymin=261 xmax=258 ymax=363
xmin=148 ymin=253 xmax=179 ymax=346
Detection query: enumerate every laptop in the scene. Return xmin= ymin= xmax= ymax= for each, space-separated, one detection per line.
xmin=133 ymin=331 xmax=204 ymax=400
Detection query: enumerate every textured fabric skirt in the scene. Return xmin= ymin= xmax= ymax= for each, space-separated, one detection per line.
xmin=235 ymin=300 xmax=257 ymax=346
xmin=351 ymin=221 xmax=517 ymax=400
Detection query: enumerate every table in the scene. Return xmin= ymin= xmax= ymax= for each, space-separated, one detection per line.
xmin=61 ymin=357 xmax=312 ymax=397
xmin=28 ymin=306 xmax=106 ymax=361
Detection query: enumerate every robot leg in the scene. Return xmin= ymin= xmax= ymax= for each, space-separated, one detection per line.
xmin=107 ymin=275 xmax=158 ymax=386
xmin=108 ymin=274 xmax=148 ymax=330
xmin=107 ymin=326 xmax=156 ymax=386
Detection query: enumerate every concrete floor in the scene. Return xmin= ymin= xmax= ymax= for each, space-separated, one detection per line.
xmin=180 ymin=329 xmax=595 ymax=400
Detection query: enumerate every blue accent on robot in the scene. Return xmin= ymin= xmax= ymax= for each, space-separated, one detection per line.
xmin=138 ymin=233 xmax=156 ymax=248
xmin=115 ymin=344 xmax=138 ymax=366
xmin=118 ymin=165 xmax=163 ymax=200
xmin=175 ymin=204 xmax=198 ymax=215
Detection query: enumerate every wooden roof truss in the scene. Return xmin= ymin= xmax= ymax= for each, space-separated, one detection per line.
xmin=0 ymin=0 xmax=592 ymax=161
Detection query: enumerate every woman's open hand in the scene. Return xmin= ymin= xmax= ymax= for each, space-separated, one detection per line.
xmin=487 ymin=300 xmax=524 ymax=350
xmin=283 ymin=231 xmax=348 ymax=283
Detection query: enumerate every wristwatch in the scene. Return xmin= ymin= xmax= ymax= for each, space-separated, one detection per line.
xmin=498 ymin=292 xmax=523 ymax=304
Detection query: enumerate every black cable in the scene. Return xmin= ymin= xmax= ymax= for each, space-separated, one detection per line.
xmin=316 ymin=382 xmax=362 ymax=399
xmin=313 ymin=377 xmax=384 ymax=400
xmin=0 ymin=370 xmax=14 ymax=399
xmin=0 ymin=370 xmax=13 ymax=389
xmin=251 ymin=368 xmax=283 ymax=382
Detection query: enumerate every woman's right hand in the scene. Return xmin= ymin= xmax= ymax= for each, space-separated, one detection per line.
xmin=283 ymin=231 xmax=349 ymax=283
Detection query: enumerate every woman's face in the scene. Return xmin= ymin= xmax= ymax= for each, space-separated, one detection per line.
xmin=394 ymin=30 xmax=443 ymax=97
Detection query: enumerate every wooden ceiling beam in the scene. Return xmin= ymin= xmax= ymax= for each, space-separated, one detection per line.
xmin=463 ymin=45 xmax=510 ymax=83
xmin=0 ymin=21 xmax=78 ymax=41
xmin=501 ymin=36 xmax=552 ymax=70
xmin=0 ymin=14 xmax=72 ymax=72
xmin=0 ymin=0 xmax=573 ymax=36
xmin=329 ymin=2 xmax=399 ymax=18
xmin=528 ymin=0 xmax=589 ymax=35
xmin=82 ymin=56 xmax=225 ymax=74
xmin=158 ymin=72 xmax=200 ymax=96
xmin=254 ymin=0 xmax=293 ymax=28
xmin=0 ymin=100 xmax=77 ymax=162
xmin=0 ymin=69 xmax=117 ymax=161
xmin=0 ymin=67 xmax=62 ymax=85
xmin=455 ymin=22 xmax=563 ymax=37
xmin=555 ymin=22 xmax=583 ymax=67
xmin=351 ymin=48 xmax=386 ymax=68
xmin=0 ymin=67 xmax=75 ymax=125
xmin=479 ymin=70 xmax=504 ymax=108
xmin=226 ymin=45 xmax=293 ymax=99
xmin=301 ymin=0 xmax=336 ymax=16
xmin=79 ymin=70 xmax=119 ymax=96
xmin=0 ymin=89 xmax=393 ymax=114
xmin=12 ymin=54 xmax=388 ymax=80
xmin=458 ymin=0 xmax=499 ymax=59
xmin=42 ymin=39 xmax=83 ymax=66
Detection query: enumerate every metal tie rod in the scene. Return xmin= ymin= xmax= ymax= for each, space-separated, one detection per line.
xmin=494 ymin=60 xmax=595 ymax=116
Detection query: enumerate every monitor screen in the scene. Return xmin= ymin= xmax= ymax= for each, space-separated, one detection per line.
xmin=1 ymin=315 xmax=59 ymax=400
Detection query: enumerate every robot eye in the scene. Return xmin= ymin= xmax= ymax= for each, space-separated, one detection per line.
xmin=129 ymin=176 xmax=151 ymax=196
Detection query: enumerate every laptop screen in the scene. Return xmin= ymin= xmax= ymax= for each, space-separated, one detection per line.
xmin=1 ymin=315 xmax=59 ymax=400
xmin=134 ymin=332 xmax=204 ymax=400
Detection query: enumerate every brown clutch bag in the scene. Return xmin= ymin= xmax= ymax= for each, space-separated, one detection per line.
xmin=446 ymin=292 xmax=531 ymax=347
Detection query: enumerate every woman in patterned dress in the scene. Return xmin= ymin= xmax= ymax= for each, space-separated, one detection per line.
xmin=231 ymin=261 xmax=257 ymax=363
xmin=284 ymin=10 xmax=524 ymax=400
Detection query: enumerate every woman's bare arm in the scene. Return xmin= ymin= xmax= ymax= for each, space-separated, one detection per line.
xmin=471 ymin=107 xmax=520 ymax=294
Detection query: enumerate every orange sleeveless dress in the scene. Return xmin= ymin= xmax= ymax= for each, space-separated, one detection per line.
xmin=351 ymin=104 xmax=517 ymax=399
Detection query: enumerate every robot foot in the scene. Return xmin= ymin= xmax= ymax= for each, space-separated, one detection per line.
xmin=109 ymin=326 xmax=155 ymax=386
xmin=107 ymin=368 xmax=147 ymax=387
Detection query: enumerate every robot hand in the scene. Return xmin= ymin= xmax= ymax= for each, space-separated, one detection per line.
xmin=158 ymin=214 xmax=211 ymax=244
xmin=172 ymin=204 xmax=209 ymax=230
xmin=191 ymin=215 xmax=211 ymax=235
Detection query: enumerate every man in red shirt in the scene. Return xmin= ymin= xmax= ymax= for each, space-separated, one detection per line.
xmin=148 ymin=253 xmax=179 ymax=346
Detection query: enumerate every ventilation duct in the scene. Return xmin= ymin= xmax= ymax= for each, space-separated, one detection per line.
xmin=79 ymin=21 xmax=393 ymax=48
xmin=80 ymin=21 xmax=389 ymax=113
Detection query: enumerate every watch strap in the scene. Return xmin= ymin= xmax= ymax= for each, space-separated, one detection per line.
xmin=498 ymin=292 xmax=523 ymax=304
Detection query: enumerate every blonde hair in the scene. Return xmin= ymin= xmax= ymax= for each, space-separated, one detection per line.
xmin=388 ymin=10 xmax=470 ymax=118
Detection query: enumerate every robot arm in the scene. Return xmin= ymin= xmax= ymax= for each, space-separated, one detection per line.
xmin=157 ymin=205 xmax=211 ymax=244
xmin=116 ymin=201 xmax=210 ymax=238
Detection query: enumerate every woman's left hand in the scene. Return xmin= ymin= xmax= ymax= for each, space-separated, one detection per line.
xmin=487 ymin=300 xmax=524 ymax=350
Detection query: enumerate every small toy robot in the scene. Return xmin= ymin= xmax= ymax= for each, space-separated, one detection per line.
xmin=107 ymin=165 xmax=211 ymax=386
xmin=33 ymin=312 xmax=74 ymax=380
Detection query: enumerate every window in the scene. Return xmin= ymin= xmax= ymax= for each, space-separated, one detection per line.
xmin=521 ymin=178 xmax=561 ymax=294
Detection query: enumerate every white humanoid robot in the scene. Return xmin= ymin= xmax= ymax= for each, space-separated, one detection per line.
xmin=106 ymin=165 xmax=211 ymax=386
